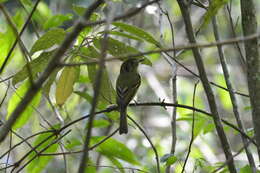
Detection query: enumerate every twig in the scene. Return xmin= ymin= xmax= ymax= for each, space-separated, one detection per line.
xmin=0 ymin=81 xmax=9 ymax=107
xmin=0 ymin=75 xmax=14 ymax=83
xmin=0 ymin=0 xmax=41 ymax=75
xmin=17 ymin=0 xmax=40 ymax=38
xmin=127 ymin=116 xmax=161 ymax=173
xmin=226 ymin=2 xmax=246 ymax=71
xmin=81 ymin=0 xmax=161 ymax=29
xmin=14 ymin=130 xmax=71 ymax=173
xmin=158 ymin=5 xmax=178 ymax=172
xmin=181 ymin=81 xmax=199 ymax=173
xmin=39 ymin=128 xmax=119 ymax=156
xmin=4 ymin=132 xmax=12 ymax=173
xmin=0 ymin=130 xmax=55 ymax=159
xmin=9 ymin=132 xmax=57 ymax=172
xmin=86 ymin=164 xmax=148 ymax=173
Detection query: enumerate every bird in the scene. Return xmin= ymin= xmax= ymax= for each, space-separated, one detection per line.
xmin=116 ymin=58 xmax=143 ymax=134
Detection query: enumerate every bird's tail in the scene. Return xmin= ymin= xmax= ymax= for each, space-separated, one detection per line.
xmin=119 ymin=106 xmax=128 ymax=134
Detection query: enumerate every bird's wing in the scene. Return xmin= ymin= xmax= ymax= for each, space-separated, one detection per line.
xmin=116 ymin=73 xmax=141 ymax=106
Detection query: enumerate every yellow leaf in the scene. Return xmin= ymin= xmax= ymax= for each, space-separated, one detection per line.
xmin=55 ymin=66 xmax=79 ymax=106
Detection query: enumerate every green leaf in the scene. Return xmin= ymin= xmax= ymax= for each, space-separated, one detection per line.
xmin=56 ymin=66 xmax=80 ymax=106
xmin=203 ymin=122 xmax=215 ymax=134
xmin=79 ymin=46 xmax=116 ymax=105
xmin=201 ymin=0 xmax=230 ymax=28
xmin=240 ymin=165 xmax=251 ymax=173
xmin=0 ymin=10 xmax=24 ymax=68
xmin=72 ymin=5 xmax=100 ymax=18
xmin=43 ymin=14 xmax=73 ymax=30
xmin=94 ymin=37 xmax=152 ymax=66
xmin=160 ymin=154 xmax=177 ymax=166
xmin=0 ymin=0 xmax=8 ymax=3
xmin=7 ymin=80 xmax=41 ymax=130
xmin=112 ymin=22 xmax=159 ymax=46
xmin=12 ymin=51 xmax=55 ymax=85
xmin=77 ymin=74 xmax=90 ymax=83
xmin=74 ymin=91 xmax=118 ymax=121
xmin=29 ymin=2 xmax=52 ymax=29
xmin=87 ymin=119 xmax=110 ymax=128
xmin=77 ymin=12 xmax=100 ymax=43
xmin=107 ymin=157 xmax=125 ymax=173
xmin=92 ymin=136 xmax=140 ymax=165
xmin=166 ymin=156 xmax=177 ymax=166
xmin=27 ymin=130 xmax=59 ymax=173
xmin=65 ymin=138 xmax=82 ymax=150
xmin=13 ymin=9 xmax=25 ymax=30
xmin=177 ymin=113 xmax=207 ymax=138
xmin=215 ymin=74 xmax=232 ymax=109
xmin=20 ymin=0 xmax=32 ymax=6
xmin=43 ymin=68 xmax=59 ymax=97
xmin=244 ymin=106 xmax=252 ymax=111
xmin=30 ymin=28 xmax=66 ymax=54
xmin=72 ymin=4 xmax=86 ymax=16
xmin=75 ymin=91 xmax=92 ymax=102
xmin=85 ymin=160 xmax=96 ymax=173
xmin=108 ymin=31 xmax=144 ymax=42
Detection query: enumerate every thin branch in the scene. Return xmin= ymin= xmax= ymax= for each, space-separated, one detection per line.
xmin=4 ymin=132 xmax=12 ymax=173
xmin=39 ymin=128 xmax=119 ymax=156
xmin=176 ymin=1 xmax=236 ymax=172
xmin=212 ymin=16 xmax=256 ymax=172
xmin=0 ymin=0 xmax=41 ymax=75
xmin=127 ymin=116 xmax=161 ymax=173
xmin=157 ymin=5 xmax=179 ymax=172
xmin=0 ymin=81 xmax=9 ymax=108
xmin=9 ymin=133 xmax=57 ymax=172
xmin=18 ymin=0 xmax=40 ymax=38
xmin=14 ymin=130 xmax=71 ymax=173
xmin=0 ymin=130 xmax=55 ymax=159
xmin=60 ymin=32 xmax=260 ymax=67
xmin=226 ymin=2 xmax=246 ymax=71
xmin=81 ymin=0 xmax=161 ymax=29
xmin=0 ymin=75 xmax=14 ymax=83
xmin=86 ymin=164 xmax=148 ymax=173
xmin=181 ymin=81 xmax=199 ymax=173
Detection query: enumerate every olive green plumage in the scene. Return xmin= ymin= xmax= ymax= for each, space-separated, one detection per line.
xmin=116 ymin=58 xmax=143 ymax=134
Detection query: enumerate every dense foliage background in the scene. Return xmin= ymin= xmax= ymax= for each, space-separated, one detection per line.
xmin=0 ymin=0 xmax=260 ymax=172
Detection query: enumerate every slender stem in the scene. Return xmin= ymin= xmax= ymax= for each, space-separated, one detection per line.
xmin=176 ymin=1 xmax=237 ymax=172
xmin=127 ymin=116 xmax=161 ymax=173
xmin=212 ymin=16 xmax=256 ymax=172
xmin=181 ymin=81 xmax=199 ymax=173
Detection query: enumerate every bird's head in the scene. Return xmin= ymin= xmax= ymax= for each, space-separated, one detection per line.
xmin=120 ymin=58 xmax=144 ymax=73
